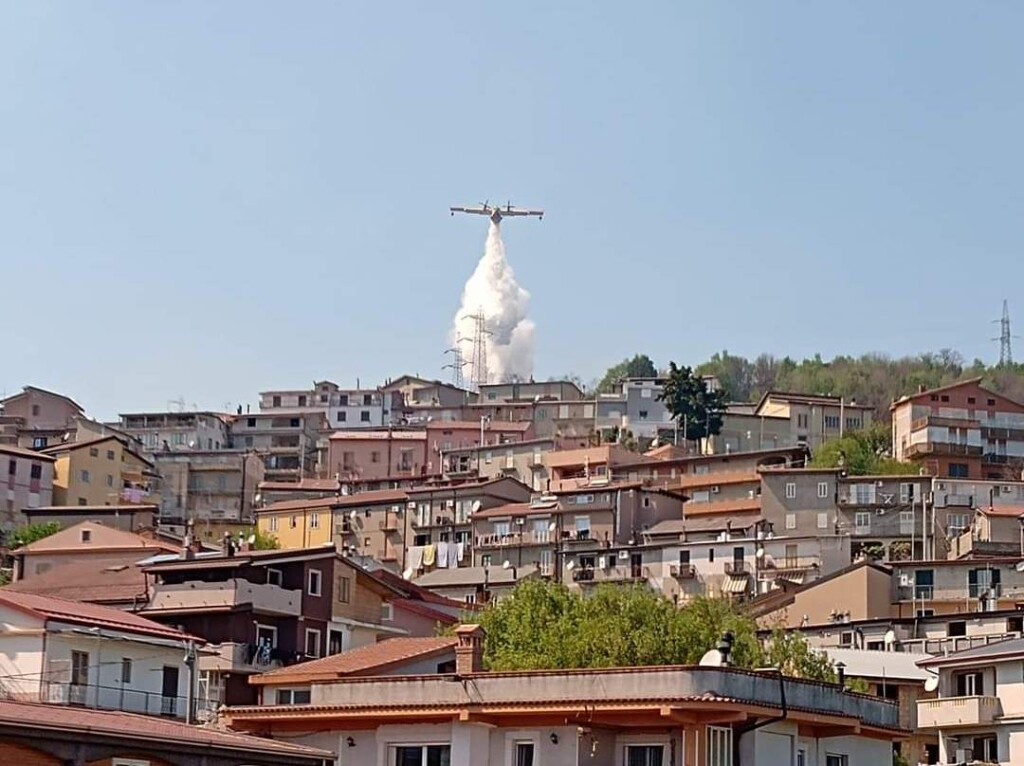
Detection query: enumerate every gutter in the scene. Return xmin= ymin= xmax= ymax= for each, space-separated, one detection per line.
xmin=732 ymin=669 xmax=787 ymax=764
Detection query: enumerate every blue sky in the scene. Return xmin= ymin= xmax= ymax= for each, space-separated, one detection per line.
xmin=2 ymin=3 xmax=1022 ymax=419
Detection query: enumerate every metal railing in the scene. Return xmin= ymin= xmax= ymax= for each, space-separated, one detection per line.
xmin=39 ymin=681 xmax=217 ymax=720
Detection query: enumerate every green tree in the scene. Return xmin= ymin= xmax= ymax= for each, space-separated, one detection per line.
xmin=5 ymin=522 xmax=61 ymax=549
xmin=696 ymin=351 xmax=754 ymax=402
xmin=250 ymin=529 xmax=280 ymax=550
xmin=474 ymin=581 xmax=831 ymax=681
xmin=597 ymin=354 xmax=657 ymax=393
xmin=658 ymin=362 xmax=728 ymax=447
xmin=810 ymin=423 xmax=918 ymax=475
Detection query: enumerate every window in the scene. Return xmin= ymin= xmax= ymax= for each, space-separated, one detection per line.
xmin=797 ymin=413 xmax=808 ymax=428
xmin=71 ymin=650 xmax=89 ymax=687
xmin=310 ymin=512 xmax=320 ymax=529
xmin=256 ymin=623 xmax=278 ymax=648
xmin=816 ymin=512 xmax=828 ymax=529
xmin=817 ymin=481 xmax=829 ymax=498
xmin=89 ymin=447 xmax=99 ymax=457
xmin=824 ymin=415 xmax=840 ymax=429
xmin=708 ymin=548 xmax=715 ymax=563
xmin=363 ymin=394 xmax=373 ymax=406
xmin=988 ymin=398 xmax=997 ymax=407
xmin=338 ymin=576 xmax=351 ymax=603
xmin=106 ymin=474 xmax=114 ymax=487
xmin=298 ymin=395 xmax=307 ymax=407
xmin=825 ymin=756 xmax=848 ymax=766
xmin=272 ymin=396 xmax=281 ymax=407
xmin=947 ymin=513 xmax=969 ymax=535
xmin=638 ymin=410 xmax=649 ymax=420
xmin=304 ymin=628 xmax=321 ymax=658
xmin=947 ymin=621 xmax=967 ymax=637
xmin=785 ymin=513 xmax=796 ymax=530
xmin=244 ymin=436 xmax=253 ymax=447
xmin=914 ymin=569 xmax=934 ymax=599
xmin=512 ymin=741 xmax=535 ymax=766
xmin=899 ymin=482 xmax=916 ymax=503
xmin=381 ymin=602 xmax=394 ymax=621
xmin=338 ymin=394 xmax=349 ymax=406
xmin=337 ymin=411 xmax=347 ymax=422
xmin=392 ymin=745 xmax=451 ymax=766
xmin=785 ymin=482 xmax=796 ymax=499
xmin=80 ymin=469 xmax=90 ymax=483
xmin=854 ymin=512 xmax=871 ymax=533
xmin=371 ymin=450 xmax=380 ymax=463
xmin=574 ymin=515 xmax=591 ymax=540
xmin=289 ymin=418 xmax=300 ymax=428
xmin=626 ymin=745 xmax=664 ymax=766
xmin=899 ymin=510 xmax=914 ymax=535
xmin=679 ymin=550 xmax=691 ymax=566
xmin=275 ymin=688 xmax=312 ymax=705
xmin=955 ymin=670 xmax=983 ymax=696
xmin=31 ymin=404 xmax=40 ymax=417
xmin=307 ymin=569 xmax=322 ymax=596
xmin=120 ymin=658 xmax=132 ymax=684
xmin=1008 ymin=615 xmax=1024 ymax=633
xmin=949 ymin=463 xmax=970 ymax=478
xmin=269 ymin=516 xmax=279 ymax=532
xmin=78 ymin=497 xmax=88 ymax=506
xmin=796 ymin=750 xmax=806 ymax=766
xmin=360 ymin=411 xmax=371 ymax=423
xmin=267 ymin=568 xmax=283 ymax=586
xmin=81 ymin=529 xmax=91 ymax=543
xmin=940 ymin=395 xmax=949 ymax=403
xmin=106 ymin=450 xmax=115 ymax=460
xmin=32 ymin=437 xmax=47 ymax=449
xmin=6 ymin=460 xmax=13 ymax=476
xmin=916 ymin=608 xmax=934 ymax=618
xmin=706 ymin=726 xmax=732 ymax=766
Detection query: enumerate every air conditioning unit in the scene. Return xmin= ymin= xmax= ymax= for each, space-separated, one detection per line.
xmin=711 ymin=486 xmax=720 ymax=494
xmin=876 ymin=509 xmax=885 ymax=515
xmin=618 ymin=550 xmax=629 ymax=560
xmin=899 ymin=574 xmax=912 ymax=587
xmin=598 ymin=556 xmax=607 ymax=569
xmin=1004 ymin=485 xmax=1015 ymax=493
xmin=876 ymin=480 xmax=884 ymax=487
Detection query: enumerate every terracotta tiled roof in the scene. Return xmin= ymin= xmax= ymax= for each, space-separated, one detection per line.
xmin=4 ymin=556 xmax=149 ymax=605
xmin=15 ymin=520 xmax=177 ymax=555
xmin=472 ymin=501 xmax=555 ymax=519
xmin=683 ymin=497 xmax=762 ymax=516
xmin=981 ymin=505 xmax=1024 ymax=518
xmin=251 ymin=636 xmax=458 ymax=685
xmin=329 ymin=430 xmax=426 ymax=441
xmin=0 ymin=590 xmax=197 ymax=642
xmin=0 ymin=699 xmax=329 ymax=759
xmin=39 ymin=434 xmax=154 ymax=467
xmin=392 ymin=598 xmax=460 ymax=625
xmin=0 ymin=444 xmax=56 ymax=462
xmin=256 ymin=488 xmax=409 ymax=515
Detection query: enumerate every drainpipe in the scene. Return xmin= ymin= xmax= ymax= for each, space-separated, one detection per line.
xmin=732 ymin=668 xmax=787 ymax=765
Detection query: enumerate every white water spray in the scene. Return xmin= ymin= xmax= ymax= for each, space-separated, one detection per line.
xmin=451 ymin=222 xmax=535 ymax=385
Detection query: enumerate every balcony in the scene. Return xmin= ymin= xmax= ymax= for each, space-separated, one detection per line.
xmin=724 ymin=560 xmax=748 ymax=575
xmin=911 ymin=416 xmax=980 ymax=432
xmin=475 ymin=531 xmax=552 ymax=548
xmin=39 ymin=681 xmax=218 ymax=721
xmin=904 ymin=442 xmax=983 ymax=459
xmin=146 ymin=579 xmax=301 ymax=616
xmin=199 ymin=641 xmax=296 ymax=675
xmin=917 ymin=696 xmax=1002 ymax=729
xmin=983 ymin=453 xmax=1011 ymax=465
xmin=379 ymin=519 xmax=398 ymax=532
xmin=671 ymin=564 xmax=697 ymax=579
xmin=896 ymin=584 xmax=1024 ymax=603
xmin=764 ymin=555 xmax=820 ymax=572
xmin=571 ymin=568 xmax=595 ymax=582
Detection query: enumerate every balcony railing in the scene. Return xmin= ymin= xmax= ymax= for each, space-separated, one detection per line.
xmin=145 ymin=579 xmax=301 ymax=616
xmin=39 ymin=681 xmax=218 ymax=721
xmin=571 ymin=568 xmax=595 ymax=582
xmin=724 ymin=560 xmax=747 ymax=575
xmin=475 ymin=531 xmax=552 ymax=548
xmin=904 ymin=442 xmax=983 ymax=458
xmin=896 ymin=584 xmax=1023 ymax=602
xmin=917 ymin=696 xmax=1002 ymax=729
xmin=901 ymin=631 xmax=1022 ymax=656
xmin=671 ymin=564 xmax=697 ymax=579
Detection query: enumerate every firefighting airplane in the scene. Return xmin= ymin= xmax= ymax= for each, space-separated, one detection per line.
xmin=449 ymin=201 xmax=544 ymax=224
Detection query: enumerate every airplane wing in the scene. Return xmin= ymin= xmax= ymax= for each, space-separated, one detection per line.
xmin=501 ymin=209 xmax=544 ymax=218
xmin=450 ymin=206 xmax=490 ymax=216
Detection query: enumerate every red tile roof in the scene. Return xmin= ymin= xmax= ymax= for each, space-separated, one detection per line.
xmin=981 ymin=505 xmax=1024 ymax=518
xmin=16 ymin=520 xmax=177 ymax=555
xmin=251 ymin=636 xmax=458 ymax=685
xmin=0 ymin=590 xmax=197 ymax=642
xmin=4 ymin=556 xmax=150 ymax=605
xmin=0 ymin=444 xmax=56 ymax=462
xmin=0 ymin=699 xmax=329 ymax=760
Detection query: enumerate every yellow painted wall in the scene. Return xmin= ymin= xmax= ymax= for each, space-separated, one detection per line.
xmin=57 ymin=441 xmax=159 ymax=507
xmin=257 ymin=507 xmax=333 ymax=550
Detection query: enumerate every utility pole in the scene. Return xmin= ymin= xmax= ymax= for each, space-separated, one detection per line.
xmin=444 ymin=343 xmax=468 ymax=389
xmin=993 ymin=299 xmax=1017 ymax=366
xmin=465 ymin=308 xmax=491 ymax=391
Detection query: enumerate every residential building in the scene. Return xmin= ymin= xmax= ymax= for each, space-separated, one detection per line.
xmin=258 ymin=477 xmax=343 ymax=505
xmin=593 ymin=377 xmax=674 ymax=439
xmin=223 ymin=625 xmax=903 ymax=766
xmin=892 ymin=378 xmax=1024 ymax=480
xmin=383 ymin=375 xmax=474 ymax=423
xmin=477 ymin=379 xmax=585 ymax=403
xmin=442 ymin=437 xmax=555 ymax=488
xmin=259 ymin=380 xmax=401 ymax=429
xmin=470 ymin=483 xmax=686 ymax=581
xmin=0 ymin=590 xmax=198 ymax=719
xmin=426 ymin=419 xmax=534 ymax=458
xmin=754 ymin=391 xmax=874 ymax=451
xmin=117 ymin=410 xmax=230 ymax=452
xmin=710 ymin=404 xmax=793 ymax=454
xmin=20 ymin=503 xmax=158 ymax=532
xmin=10 ymin=519 xmax=175 ymax=584
xmin=0 ymin=386 xmax=85 ymax=451
xmin=544 ymin=444 xmax=657 ymax=489
xmin=0 ymin=700 xmax=329 ymax=766
xmin=256 ymin=477 xmax=533 ymax=574
xmin=1 ymin=444 xmax=55 ymax=524
xmin=949 ymin=505 xmax=1024 ymax=560
xmin=412 ymin=564 xmax=540 ymax=604
xmin=42 ymin=435 xmax=158 ymax=507
xmin=761 ymin=467 xmax=843 ymax=544
xmin=327 ymin=429 xmax=428 ymax=481
xmin=836 ymin=474 xmax=934 ymax=560
xmin=153 ymin=448 xmax=264 ymax=524
xmin=230 ymin=410 xmax=325 ymax=482
xmin=889 ymin=557 xmax=1024 ymax=618
xmin=917 ymin=636 xmax=1024 ymax=764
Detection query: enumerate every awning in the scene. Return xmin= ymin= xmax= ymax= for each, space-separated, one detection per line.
xmin=777 ymin=572 xmax=805 ymax=585
xmin=723 ymin=575 xmax=749 ymax=594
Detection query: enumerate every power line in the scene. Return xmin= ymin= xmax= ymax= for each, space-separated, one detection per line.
xmin=992 ymin=299 xmax=1018 ymax=366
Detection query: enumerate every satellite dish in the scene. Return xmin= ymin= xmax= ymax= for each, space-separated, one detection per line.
xmin=883 ymin=629 xmax=897 ymax=647
xmin=350 ymin=510 xmax=358 ymax=521
xmin=402 ymin=568 xmax=414 ymax=580
xmin=548 ymin=521 xmax=557 ymax=532
xmin=566 ymin=560 xmax=576 ymax=571
xmin=253 ymin=493 xmax=262 ymax=504
xmin=699 ymin=649 xmax=724 ymax=667
xmin=247 ymin=534 xmax=256 ymax=545
xmin=924 ymin=676 xmax=939 ymax=693
xmin=188 ymin=440 xmax=196 ymax=449
xmin=755 ymin=548 xmax=765 ymax=559
xmin=472 ymin=500 xmax=482 ymax=513
xmin=502 ymin=560 xmax=511 ymax=569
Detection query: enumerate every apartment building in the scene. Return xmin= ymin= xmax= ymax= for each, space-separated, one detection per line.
xmin=42 ymin=434 xmax=158 ymax=507
xmin=117 ymin=410 xmax=230 ymax=452
xmin=382 ymin=375 xmax=473 ymax=410
xmin=757 ymin=467 xmax=841 ymax=545
xmin=889 ymin=557 xmax=1024 ymax=619
xmin=710 ymin=404 xmax=793 ymax=454
xmin=477 ymin=380 xmax=585 ymax=403
xmin=0 ymin=591 xmax=197 ymax=719
xmin=141 ymin=545 xmax=400 ymax=706
xmin=593 ymin=377 xmax=675 ymax=439
xmin=224 ymin=626 xmax=903 ymax=766
xmin=21 ymin=502 xmax=158 ymax=532
xmin=1 ymin=444 xmax=54 ymax=523
xmin=917 ymin=637 xmax=1024 ymax=764
xmin=470 ymin=483 xmax=686 ymax=581
xmin=754 ymin=391 xmax=874 ymax=451
xmin=327 ymin=429 xmax=428 ymax=481
xmin=442 ymin=437 xmax=555 ymax=488
xmin=835 ymin=474 xmax=934 ymax=560
xmin=411 ymin=564 xmax=540 ymax=604
xmin=426 ymin=419 xmax=533 ymax=457
xmin=618 ymin=445 xmax=807 ymax=485
xmin=230 ymin=410 xmax=325 ymax=482
xmin=0 ymin=386 xmax=84 ymax=450
xmin=153 ymin=448 xmax=264 ymax=524
xmin=949 ymin=505 xmax=1024 ymax=560
xmin=892 ymin=378 xmax=1024 ymax=480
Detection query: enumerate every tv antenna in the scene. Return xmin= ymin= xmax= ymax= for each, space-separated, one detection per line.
xmin=993 ymin=299 xmax=1018 ymax=366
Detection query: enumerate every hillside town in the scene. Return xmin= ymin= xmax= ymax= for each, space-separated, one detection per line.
xmin=0 ymin=371 xmax=1023 ymax=765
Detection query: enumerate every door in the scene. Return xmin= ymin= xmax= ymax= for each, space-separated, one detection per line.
xmin=630 ymin=552 xmax=643 ymax=579
xmin=625 ymin=745 xmax=664 ymax=766
xmin=69 ymin=650 xmax=89 ymax=705
xmin=161 ymin=666 xmax=179 ymax=717
xmin=329 ymin=629 xmax=344 ymax=655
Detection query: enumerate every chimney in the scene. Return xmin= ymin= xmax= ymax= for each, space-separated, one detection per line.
xmin=454 ymin=624 xmax=486 ymax=675
xmin=918 ymin=384 xmax=927 ymax=394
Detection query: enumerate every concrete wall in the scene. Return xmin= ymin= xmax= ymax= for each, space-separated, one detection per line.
xmin=2 ymin=450 xmax=54 ymax=525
